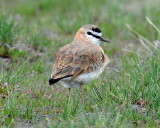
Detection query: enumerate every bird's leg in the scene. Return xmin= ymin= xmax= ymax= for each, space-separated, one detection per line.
xmin=68 ymin=88 xmax=71 ymax=97
xmin=80 ymin=86 xmax=83 ymax=93
xmin=80 ymin=86 xmax=84 ymax=102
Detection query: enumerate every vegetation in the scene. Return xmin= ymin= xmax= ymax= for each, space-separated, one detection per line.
xmin=0 ymin=0 xmax=160 ymax=127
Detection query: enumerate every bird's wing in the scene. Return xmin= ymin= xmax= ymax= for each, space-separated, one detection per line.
xmin=51 ymin=43 xmax=106 ymax=80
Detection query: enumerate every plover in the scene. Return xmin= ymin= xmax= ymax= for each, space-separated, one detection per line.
xmin=49 ymin=24 xmax=110 ymax=94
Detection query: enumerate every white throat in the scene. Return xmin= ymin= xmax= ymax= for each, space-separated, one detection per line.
xmin=91 ymin=38 xmax=101 ymax=46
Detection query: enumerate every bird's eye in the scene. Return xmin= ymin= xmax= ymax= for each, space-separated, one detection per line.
xmin=87 ymin=32 xmax=92 ymax=35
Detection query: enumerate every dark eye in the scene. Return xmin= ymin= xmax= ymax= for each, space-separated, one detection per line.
xmin=87 ymin=32 xmax=92 ymax=35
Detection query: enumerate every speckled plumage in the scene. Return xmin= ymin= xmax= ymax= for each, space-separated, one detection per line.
xmin=49 ymin=24 xmax=110 ymax=88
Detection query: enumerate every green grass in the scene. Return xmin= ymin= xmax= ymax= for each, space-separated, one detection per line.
xmin=0 ymin=0 xmax=160 ymax=127
xmin=0 ymin=13 xmax=20 ymax=44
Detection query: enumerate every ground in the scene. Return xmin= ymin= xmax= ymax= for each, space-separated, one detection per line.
xmin=0 ymin=0 xmax=160 ymax=127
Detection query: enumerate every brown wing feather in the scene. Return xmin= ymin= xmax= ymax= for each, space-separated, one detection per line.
xmin=51 ymin=42 xmax=105 ymax=80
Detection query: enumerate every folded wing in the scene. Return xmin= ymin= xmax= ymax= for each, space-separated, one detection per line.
xmin=49 ymin=42 xmax=105 ymax=85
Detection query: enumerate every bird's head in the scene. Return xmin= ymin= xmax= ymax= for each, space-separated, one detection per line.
xmin=74 ymin=24 xmax=110 ymax=46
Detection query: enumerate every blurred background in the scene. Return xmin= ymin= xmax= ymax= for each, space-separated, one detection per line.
xmin=0 ymin=0 xmax=160 ymax=55
xmin=0 ymin=0 xmax=160 ymax=67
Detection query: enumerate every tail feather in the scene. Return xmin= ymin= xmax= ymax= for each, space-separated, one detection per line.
xmin=49 ymin=78 xmax=60 ymax=85
xmin=49 ymin=75 xmax=73 ymax=85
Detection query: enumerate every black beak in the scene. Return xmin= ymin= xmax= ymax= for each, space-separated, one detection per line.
xmin=100 ymin=37 xmax=110 ymax=43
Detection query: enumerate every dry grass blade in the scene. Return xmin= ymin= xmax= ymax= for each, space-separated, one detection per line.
xmin=146 ymin=16 xmax=160 ymax=34
xmin=126 ymin=24 xmax=156 ymax=49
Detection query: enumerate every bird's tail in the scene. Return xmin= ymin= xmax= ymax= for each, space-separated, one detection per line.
xmin=49 ymin=75 xmax=73 ymax=85
xmin=49 ymin=78 xmax=60 ymax=85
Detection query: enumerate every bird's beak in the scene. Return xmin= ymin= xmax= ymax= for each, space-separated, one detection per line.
xmin=100 ymin=37 xmax=110 ymax=43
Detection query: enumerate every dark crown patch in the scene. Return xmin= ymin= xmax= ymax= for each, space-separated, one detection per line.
xmin=92 ymin=27 xmax=101 ymax=33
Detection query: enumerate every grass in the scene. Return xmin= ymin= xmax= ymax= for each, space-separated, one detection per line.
xmin=0 ymin=13 xmax=20 ymax=44
xmin=0 ymin=0 xmax=160 ymax=127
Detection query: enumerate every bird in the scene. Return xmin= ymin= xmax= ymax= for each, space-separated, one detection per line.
xmin=49 ymin=24 xmax=110 ymax=95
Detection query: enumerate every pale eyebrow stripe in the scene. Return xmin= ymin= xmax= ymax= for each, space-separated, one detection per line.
xmin=87 ymin=32 xmax=101 ymax=39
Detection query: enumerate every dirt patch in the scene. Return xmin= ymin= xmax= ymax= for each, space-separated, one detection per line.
xmin=0 ymin=55 xmax=12 ymax=65
xmin=13 ymin=41 xmax=35 ymax=53
xmin=14 ymin=121 xmax=34 ymax=128
xmin=121 ymin=0 xmax=160 ymax=13
xmin=131 ymin=105 xmax=146 ymax=116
